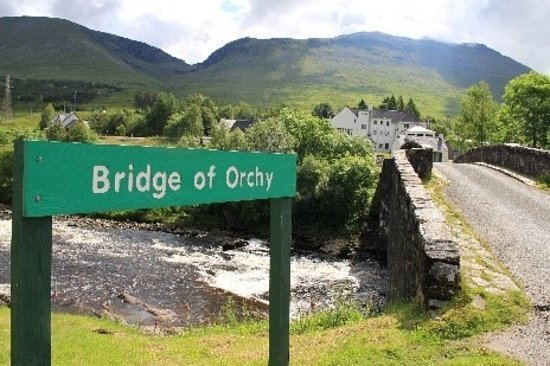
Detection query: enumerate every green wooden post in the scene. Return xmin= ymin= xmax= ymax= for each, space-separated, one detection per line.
xmin=269 ymin=198 xmax=292 ymax=366
xmin=11 ymin=140 xmax=53 ymax=365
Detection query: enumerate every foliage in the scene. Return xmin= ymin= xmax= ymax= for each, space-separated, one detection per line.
xmin=209 ymin=122 xmax=249 ymax=151
xmin=357 ymin=99 xmax=368 ymax=110
xmin=379 ymin=94 xmax=398 ymax=110
xmin=536 ymin=173 xmax=550 ymax=190
xmin=0 ymin=127 xmax=44 ymax=145
xmin=456 ymin=81 xmax=498 ymax=146
xmin=7 ymin=78 xmax=121 ymax=108
xmin=45 ymin=120 xmax=97 ymax=142
xmin=144 ymin=92 xmax=179 ymax=135
xmin=246 ymin=117 xmax=295 ymax=153
xmin=190 ymin=108 xmax=378 ymax=237
xmin=405 ymin=97 xmax=420 ymax=118
xmin=0 ymin=150 xmax=13 ymax=204
xmin=312 ymin=102 xmax=334 ymax=119
xmin=133 ymin=90 xmax=158 ymax=112
xmin=39 ymin=103 xmax=55 ymax=130
xmin=503 ymin=71 xmax=550 ymax=148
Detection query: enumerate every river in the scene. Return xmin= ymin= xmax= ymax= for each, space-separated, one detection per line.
xmin=0 ymin=215 xmax=386 ymax=330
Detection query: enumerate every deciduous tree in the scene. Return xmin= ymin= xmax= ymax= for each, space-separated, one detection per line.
xmin=503 ymin=71 xmax=550 ymax=148
xmin=457 ymin=81 xmax=498 ymax=146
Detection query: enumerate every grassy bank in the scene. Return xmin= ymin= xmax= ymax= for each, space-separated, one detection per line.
xmin=0 ymin=292 xmax=527 ymax=366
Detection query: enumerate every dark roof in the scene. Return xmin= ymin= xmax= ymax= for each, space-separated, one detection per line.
xmin=349 ymin=107 xmax=360 ymax=116
xmin=230 ymin=119 xmax=256 ymax=131
xmin=371 ymin=109 xmax=421 ymax=123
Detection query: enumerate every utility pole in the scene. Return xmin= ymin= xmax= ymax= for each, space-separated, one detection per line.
xmin=2 ymin=74 xmax=12 ymax=121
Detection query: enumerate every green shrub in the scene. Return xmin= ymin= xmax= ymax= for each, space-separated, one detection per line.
xmin=0 ymin=150 xmax=13 ymax=204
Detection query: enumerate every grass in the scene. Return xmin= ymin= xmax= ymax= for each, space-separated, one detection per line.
xmin=536 ymin=173 xmax=550 ymax=190
xmin=0 ymin=298 xmax=526 ymax=365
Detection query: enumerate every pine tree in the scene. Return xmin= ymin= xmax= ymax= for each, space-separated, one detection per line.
xmin=405 ymin=97 xmax=420 ymax=118
xmin=397 ymin=95 xmax=405 ymax=111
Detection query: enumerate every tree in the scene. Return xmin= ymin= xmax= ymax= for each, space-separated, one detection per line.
xmin=397 ymin=95 xmax=405 ymax=111
xmin=134 ymin=91 xmax=158 ymax=112
xmin=379 ymin=95 xmax=398 ymax=110
xmin=45 ymin=123 xmax=65 ymax=141
xmin=64 ymin=120 xmax=97 ymax=142
xmin=457 ymin=81 xmax=498 ymax=146
xmin=405 ymin=97 xmax=420 ymax=118
xmin=39 ymin=103 xmax=55 ymax=130
xmin=145 ymin=92 xmax=179 ymax=135
xmin=358 ymin=99 xmax=368 ymax=110
xmin=503 ymin=71 xmax=550 ymax=148
xmin=312 ymin=102 xmax=334 ymax=119
xmin=247 ymin=118 xmax=295 ymax=153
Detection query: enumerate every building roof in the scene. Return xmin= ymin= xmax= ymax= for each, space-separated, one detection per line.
xmin=219 ymin=118 xmax=256 ymax=132
xmin=49 ymin=112 xmax=83 ymax=129
xmin=231 ymin=119 xmax=255 ymax=131
xmin=371 ymin=109 xmax=422 ymax=123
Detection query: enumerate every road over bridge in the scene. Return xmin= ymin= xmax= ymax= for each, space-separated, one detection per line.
xmin=436 ymin=162 xmax=550 ymax=365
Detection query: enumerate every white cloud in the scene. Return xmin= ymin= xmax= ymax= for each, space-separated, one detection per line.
xmin=0 ymin=0 xmax=548 ymax=72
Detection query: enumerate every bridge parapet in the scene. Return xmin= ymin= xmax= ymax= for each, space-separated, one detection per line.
xmin=455 ymin=144 xmax=550 ymax=179
xmin=364 ymin=148 xmax=460 ymax=309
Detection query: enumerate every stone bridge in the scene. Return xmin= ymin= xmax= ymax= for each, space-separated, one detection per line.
xmin=362 ymin=147 xmax=460 ymax=310
xmin=364 ymin=143 xmax=549 ymax=311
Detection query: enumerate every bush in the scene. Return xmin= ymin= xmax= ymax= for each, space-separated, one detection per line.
xmin=0 ymin=150 xmax=13 ymax=204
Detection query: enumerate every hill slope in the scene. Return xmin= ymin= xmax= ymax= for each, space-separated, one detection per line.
xmin=0 ymin=17 xmax=531 ymax=116
xmin=175 ymin=32 xmax=529 ymax=116
xmin=0 ymin=16 xmax=190 ymax=85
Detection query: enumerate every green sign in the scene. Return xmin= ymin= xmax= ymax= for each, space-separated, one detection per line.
xmin=12 ymin=140 xmax=294 ymax=365
xmin=20 ymin=141 xmax=296 ymax=217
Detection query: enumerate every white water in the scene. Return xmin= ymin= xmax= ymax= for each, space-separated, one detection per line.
xmin=0 ymin=219 xmax=386 ymax=318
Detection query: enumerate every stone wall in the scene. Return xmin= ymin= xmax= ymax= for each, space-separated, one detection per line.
xmin=376 ymin=149 xmax=460 ymax=309
xmin=455 ymin=144 xmax=550 ymax=179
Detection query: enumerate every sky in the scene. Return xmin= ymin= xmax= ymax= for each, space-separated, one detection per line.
xmin=1 ymin=0 xmax=549 ymax=73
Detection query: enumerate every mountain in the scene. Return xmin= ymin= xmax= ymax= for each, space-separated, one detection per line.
xmin=177 ymin=32 xmax=530 ymax=115
xmin=0 ymin=17 xmax=531 ymax=117
xmin=0 ymin=16 xmax=190 ymax=85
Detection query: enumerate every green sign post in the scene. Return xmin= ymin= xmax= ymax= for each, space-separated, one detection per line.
xmin=11 ymin=140 xmax=296 ymax=365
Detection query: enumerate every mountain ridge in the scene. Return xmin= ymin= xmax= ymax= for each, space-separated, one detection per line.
xmin=0 ymin=16 xmax=531 ymax=116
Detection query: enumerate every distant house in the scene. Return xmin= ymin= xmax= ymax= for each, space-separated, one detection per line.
xmin=392 ymin=126 xmax=449 ymax=162
xmin=48 ymin=112 xmax=87 ymax=129
xmin=330 ymin=106 xmax=425 ymax=153
xmin=219 ymin=118 xmax=256 ymax=132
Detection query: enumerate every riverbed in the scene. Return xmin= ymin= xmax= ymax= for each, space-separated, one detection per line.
xmin=0 ymin=215 xmax=386 ymax=330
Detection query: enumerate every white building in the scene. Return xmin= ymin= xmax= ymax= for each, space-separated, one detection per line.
xmin=330 ymin=106 xmax=426 ymax=153
xmin=392 ymin=126 xmax=449 ymax=162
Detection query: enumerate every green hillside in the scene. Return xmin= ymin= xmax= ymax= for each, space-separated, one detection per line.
xmin=0 ymin=17 xmax=531 ymax=117
xmin=174 ymin=33 xmax=530 ymax=116
xmin=0 ymin=16 xmax=190 ymax=85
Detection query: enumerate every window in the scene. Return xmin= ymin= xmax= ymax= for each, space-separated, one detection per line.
xmin=386 ymin=121 xmax=390 ymax=126
xmin=385 ymin=131 xmax=389 ymax=136
xmin=385 ymin=143 xmax=389 ymax=149
xmin=404 ymin=124 xmax=409 ymax=129
xmin=379 ymin=143 xmax=383 ymax=149
xmin=373 ymin=120 xmax=378 ymax=125
xmin=361 ymin=124 xmax=367 ymax=130
xmin=373 ymin=130 xmax=377 ymax=135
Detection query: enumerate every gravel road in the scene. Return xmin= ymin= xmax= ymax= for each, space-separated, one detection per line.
xmin=435 ymin=162 xmax=550 ymax=366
